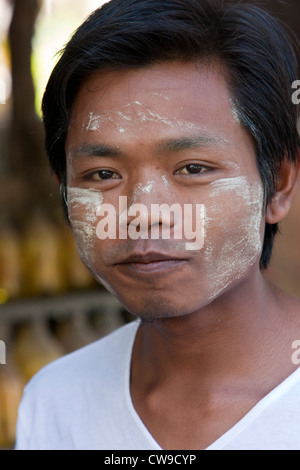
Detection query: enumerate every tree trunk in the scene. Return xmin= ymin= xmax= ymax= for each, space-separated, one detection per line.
xmin=7 ymin=0 xmax=59 ymax=220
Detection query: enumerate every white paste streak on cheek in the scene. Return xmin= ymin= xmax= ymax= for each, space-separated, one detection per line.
xmin=209 ymin=176 xmax=249 ymax=196
xmin=70 ymin=220 xmax=96 ymax=262
xmin=67 ymin=187 xmax=103 ymax=223
xmin=67 ymin=187 xmax=103 ymax=264
xmin=205 ymin=176 xmax=264 ymax=300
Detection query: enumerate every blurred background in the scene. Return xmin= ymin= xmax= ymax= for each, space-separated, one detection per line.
xmin=0 ymin=0 xmax=299 ymax=449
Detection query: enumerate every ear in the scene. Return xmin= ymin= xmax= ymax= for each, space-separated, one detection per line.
xmin=266 ymin=155 xmax=300 ymax=224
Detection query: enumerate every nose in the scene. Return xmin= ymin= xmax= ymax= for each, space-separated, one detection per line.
xmin=120 ymin=177 xmax=179 ymax=239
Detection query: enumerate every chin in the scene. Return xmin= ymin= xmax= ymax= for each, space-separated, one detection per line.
xmin=118 ymin=293 xmax=195 ymax=323
xmin=93 ymin=267 xmax=211 ymax=321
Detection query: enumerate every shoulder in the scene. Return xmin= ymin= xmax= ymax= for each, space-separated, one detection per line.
xmin=17 ymin=320 xmax=139 ymax=424
xmin=26 ymin=319 xmax=139 ymax=393
xmin=15 ymin=320 xmax=140 ymax=449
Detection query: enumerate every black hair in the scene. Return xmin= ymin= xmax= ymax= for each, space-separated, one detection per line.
xmin=42 ymin=0 xmax=300 ymax=269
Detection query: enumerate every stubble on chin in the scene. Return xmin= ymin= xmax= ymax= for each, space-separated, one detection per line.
xmin=134 ymin=296 xmax=181 ymax=323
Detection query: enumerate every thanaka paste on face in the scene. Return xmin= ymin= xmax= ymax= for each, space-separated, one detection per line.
xmin=67 ymin=187 xmax=103 ymax=264
xmin=204 ymin=176 xmax=264 ymax=300
xmin=84 ymin=104 xmax=214 ymax=136
xmin=67 ymin=173 xmax=264 ymax=300
xmin=68 ymin=112 xmax=263 ymax=301
xmin=161 ymin=175 xmax=169 ymax=187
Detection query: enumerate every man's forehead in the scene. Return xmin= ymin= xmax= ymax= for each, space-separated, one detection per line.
xmin=73 ymin=60 xmax=231 ymax=110
xmin=67 ymin=61 xmax=238 ymax=145
xmin=65 ymin=60 xmax=258 ymax=170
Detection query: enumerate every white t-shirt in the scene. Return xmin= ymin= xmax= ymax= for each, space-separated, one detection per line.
xmin=15 ymin=319 xmax=300 ymax=450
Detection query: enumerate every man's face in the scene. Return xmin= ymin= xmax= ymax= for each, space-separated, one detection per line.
xmin=65 ymin=61 xmax=265 ymax=319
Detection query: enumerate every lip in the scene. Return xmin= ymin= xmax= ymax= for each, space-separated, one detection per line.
xmin=115 ymin=251 xmax=188 ymax=276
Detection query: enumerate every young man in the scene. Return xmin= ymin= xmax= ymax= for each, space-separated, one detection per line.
xmin=15 ymin=0 xmax=300 ymax=450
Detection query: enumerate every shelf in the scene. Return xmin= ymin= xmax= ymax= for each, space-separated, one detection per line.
xmin=0 ymin=289 xmax=124 ymax=322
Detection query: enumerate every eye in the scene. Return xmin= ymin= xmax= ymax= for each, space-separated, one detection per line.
xmin=90 ymin=169 xmax=121 ymax=181
xmin=175 ymin=164 xmax=210 ymax=175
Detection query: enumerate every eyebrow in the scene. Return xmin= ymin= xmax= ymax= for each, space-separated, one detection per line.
xmin=70 ymin=143 xmax=123 ymax=158
xmin=70 ymin=133 xmax=229 ymax=159
xmin=157 ymin=134 xmax=229 ymax=153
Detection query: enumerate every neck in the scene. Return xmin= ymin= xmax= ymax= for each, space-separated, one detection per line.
xmin=132 ymin=271 xmax=284 ymax=385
